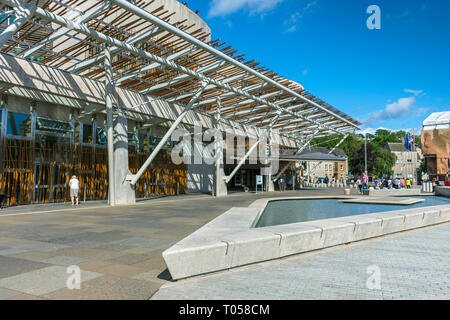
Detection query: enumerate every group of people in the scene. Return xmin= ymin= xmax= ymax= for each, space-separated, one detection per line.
xmin=356 ymin=173 xmax=413 ymax=193
xmin=313 ymin=176 xmax=345 ymax=188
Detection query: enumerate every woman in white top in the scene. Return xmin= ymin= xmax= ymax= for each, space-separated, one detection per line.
xmin=69 ymin=175 xmax=80 ymax=206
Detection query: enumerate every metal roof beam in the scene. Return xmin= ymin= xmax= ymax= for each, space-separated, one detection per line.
xmin=19 ymin=1 xmax=111 ymax=59
xmin=200 ymin=81 xmax=270 ymax=110
xmin=0 ymin=0 xmax=350 ymax=136
xmin=111 ymin=0 xmax=359 ymax=129
xmin=114 ymin=45 xmax=197 ymax=85
xmin=139 ymin=60 xmax=227 ymax=95
xmin=0 ymin=3 xmax=35 ymax=48
xmin=68 ymin=26 xmax=163 ymax=74
xmin=166 ymin=71 xmax=249 ymax=103
xmin=222 ymin=97 xmax=299 ymax=119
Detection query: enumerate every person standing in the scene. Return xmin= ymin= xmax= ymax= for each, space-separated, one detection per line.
xmin=362 ymin=172 xmax=369 ymax=190
xmin=406 ymin=178 xmax=411 ymax=189
xmin=69 ymin=175 xmax=80 ymax=206
xmin=356 ymin=177 xmax=362 ymax=194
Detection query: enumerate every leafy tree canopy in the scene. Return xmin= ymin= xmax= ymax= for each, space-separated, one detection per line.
xmin=309 ymin=129 xmax=419 ymax=178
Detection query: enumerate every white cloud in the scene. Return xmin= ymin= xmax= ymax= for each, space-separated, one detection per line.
xmin=286 ymin=25 xmax=297 ymax=32
xmin=359 ymin=127 xmax=422 ymax=135
xmin=366 ymin=96 xmax=416 ymax=123
xmin=224 ymin=20 xmax=233 ymax=27
xmin=404 ymin=89 xmax=423 ymax=96
xmin=283 ymin=1 xmax=318 ymax=32
xmin=304 ymin=1 xmax=318 ymax=11
xmin=359 ymin=127 xmax=392 ymax=135
xmin=208 ymin=0 xmax=285 ymax=18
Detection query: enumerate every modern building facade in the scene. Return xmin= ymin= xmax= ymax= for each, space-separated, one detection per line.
xmin=0 ymin=0 xmax=360 ymax=206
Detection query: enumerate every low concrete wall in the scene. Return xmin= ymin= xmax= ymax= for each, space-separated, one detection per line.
xmin=162 ymin=196 xmax=450 ymax=280
xmin=365 ymin=188 xmax=423 ymax=197
xmin=436 ymin=186 xmax=450 ymax=198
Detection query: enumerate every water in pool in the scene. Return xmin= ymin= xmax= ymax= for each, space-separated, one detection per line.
xmin=255 ymin=196 xmax=450 ymax=228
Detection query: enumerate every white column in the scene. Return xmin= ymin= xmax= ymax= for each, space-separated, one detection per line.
xmin=213 ymin=105 xmax=227 ymax=197
xmin=113 ymin=105 xmax=135 ymax=205
xmin=105 ymin=48 xmax=115 ymax=206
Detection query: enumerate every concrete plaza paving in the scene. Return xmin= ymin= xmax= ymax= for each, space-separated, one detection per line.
xmin=0 ymin=188 xmax=353 ymax=300
xmin=152 ymin=222 xmax=450 ymax=300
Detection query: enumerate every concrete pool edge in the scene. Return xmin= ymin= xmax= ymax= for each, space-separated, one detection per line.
xmin=162 ymin=196 xmax=450 ymax=280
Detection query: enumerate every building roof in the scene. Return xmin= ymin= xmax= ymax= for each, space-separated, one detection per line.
xmin=0 ymin=0 xmax=360 ymax=143
xmin=423 ymin=111 xmax=450 ymax=130
xmin=385 ymin=143 xmax=408 ymax=152
xmin=279 ymin=146 xmax=347 ymax=161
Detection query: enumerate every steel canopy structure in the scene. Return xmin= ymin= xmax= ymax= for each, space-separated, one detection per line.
xmin=0 ymin=0 xmax=361 ymax=204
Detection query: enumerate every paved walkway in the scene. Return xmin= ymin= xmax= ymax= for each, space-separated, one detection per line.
xmin=152 ymin=222 xmax=450 ymax=300
xmin=0 ymin=188 xmax=349 ymax=300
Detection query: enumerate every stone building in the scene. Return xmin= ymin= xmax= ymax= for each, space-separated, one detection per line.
xmin=384 ymin=143 xmax=422 ymax=181
xmin=421 ymin=111 xmax=450 ymax=181
xmin=301 ymin=147 xmax=348 ymax=183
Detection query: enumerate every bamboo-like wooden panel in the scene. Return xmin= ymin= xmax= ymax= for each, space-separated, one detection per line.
xmin=129 ymin=151 xmax=187 ymax=199
xmin=0 ymin=138 xmax=187 ymax=206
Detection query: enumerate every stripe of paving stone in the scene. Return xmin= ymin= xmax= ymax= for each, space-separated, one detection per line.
xmin=109 ymin=237 xmax=174 ymax=248
xmin=106 ymin=253 xmax=156 ymax=266
xmin=0 ymin=287 xmax=21 ymax=299
xmin=0 ymin=248 xmax=29 ymax=256
xmin=43 ymin=274 xmax=160 ymax=300
xmin=0 ymin=255 xmax=50 ymax=278
xmin=7 ymin=293 xmax=48 ymax=300
xmin=9 ymin=251 xmax=58 ymax=262
xmin=39 ymin=255 xmax=89 ymax=266
xmin=46 ymin=231 xmax=128 ymax=246
xmin=0 ymin=237 xmax=69 ymax=252
xmin=49 ymin=247 xmax=126 ymax=260
xmin=0 ymin=265 xmax=102 ymax=296
xmin=76 ymin=260 xmax=151 ymax=281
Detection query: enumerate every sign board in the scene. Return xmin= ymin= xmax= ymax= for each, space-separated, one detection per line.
xmin=256 ymin=175 xmax=263 ymax=185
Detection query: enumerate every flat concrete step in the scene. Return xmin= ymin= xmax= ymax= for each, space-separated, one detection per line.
xmin=340 ymin=197 xmax=424 ymax=205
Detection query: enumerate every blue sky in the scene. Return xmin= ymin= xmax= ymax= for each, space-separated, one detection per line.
xmin=184 ymin=0 xmax=450 ymax=134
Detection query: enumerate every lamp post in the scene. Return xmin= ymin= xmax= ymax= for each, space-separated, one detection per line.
xmin=364 ymin=133 xmax=367 ymax=175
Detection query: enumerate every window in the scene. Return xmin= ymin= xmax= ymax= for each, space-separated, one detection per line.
xmin=7 ymin=111 xmax=30 ymax=137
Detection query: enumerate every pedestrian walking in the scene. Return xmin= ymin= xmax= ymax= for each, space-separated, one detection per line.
xmin=69 ymin=175 xmax=80 ymax=206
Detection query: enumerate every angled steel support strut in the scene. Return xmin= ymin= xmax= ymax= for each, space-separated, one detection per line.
xmin=126 ymin=81 xmax=209 ymax=185
xmin=308 ymin=134 xmax=348 ymax=177
xmin=110 ymin=0 xmax=359 ymax=130
xmin=272 ymin=130 xmax=320 ymax=182
xmin=0 ymin=0 xmax=349 ymax=136
xmin=0 ymin=3 xmax=35 ymax=48
xmin=225 ymin=113 xmax=281 ymax=184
